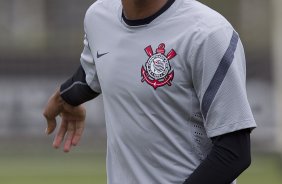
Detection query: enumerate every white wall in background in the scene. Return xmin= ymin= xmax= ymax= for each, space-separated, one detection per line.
xmin=0 ymin=77 xmax=105 ymax=137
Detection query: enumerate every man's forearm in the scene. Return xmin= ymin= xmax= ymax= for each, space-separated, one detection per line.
xmin=60 ymin=65 xmax=100 ymax=106
xmin=184 ymin=129 xmax=251 ymax=184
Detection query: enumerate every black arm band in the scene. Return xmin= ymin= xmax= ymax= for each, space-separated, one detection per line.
xmin=60 ymin=65 xmax=100 ymax=106
xmin=183 ymin=129 xmax=251 ymax=184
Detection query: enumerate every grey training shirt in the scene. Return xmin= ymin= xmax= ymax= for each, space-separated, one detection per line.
xmin=80 ymin=0 xmax=257 ymax=183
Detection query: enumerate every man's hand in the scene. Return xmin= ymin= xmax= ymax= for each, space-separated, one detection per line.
xmin=43 ymin=88 xmax=86 ymax=152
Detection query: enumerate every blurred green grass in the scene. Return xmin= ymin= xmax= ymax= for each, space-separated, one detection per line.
xmin=238 ymin=154 xmax=282 ymax=184
xmin=0 ymin=152 xmax=106 ymax=184
xmin=0 ymin=152 xmax=281 ymax=184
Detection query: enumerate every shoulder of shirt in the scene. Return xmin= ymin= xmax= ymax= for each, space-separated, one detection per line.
xmin=180 ymin=0 xmax=235 ymax=38
xmin=85 ymin=0 xmax=120 ymax=18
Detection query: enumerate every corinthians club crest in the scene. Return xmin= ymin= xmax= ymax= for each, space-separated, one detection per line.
xmin=141 ymin=43 xmax=177 ymax=89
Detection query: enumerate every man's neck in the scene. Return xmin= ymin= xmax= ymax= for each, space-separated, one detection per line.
xmin=122 ymin=0 xmax=168 ymax=20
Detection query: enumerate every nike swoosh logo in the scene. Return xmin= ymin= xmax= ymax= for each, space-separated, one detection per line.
xmin=97 ymin=51 xmax=109 ymax=59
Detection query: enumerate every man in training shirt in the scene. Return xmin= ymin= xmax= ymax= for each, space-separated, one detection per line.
xmin=43 ymin=0 xmax=257 ymax=183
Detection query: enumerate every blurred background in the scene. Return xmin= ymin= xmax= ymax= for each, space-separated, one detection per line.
xmin=0 ymin=0 xmax=281 ymax=183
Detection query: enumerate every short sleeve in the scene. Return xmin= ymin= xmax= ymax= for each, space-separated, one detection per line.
xmin=80 ymin=34 xmax=101 ymax=93
xmin=190 ymin=26 xmax=257 ymax=138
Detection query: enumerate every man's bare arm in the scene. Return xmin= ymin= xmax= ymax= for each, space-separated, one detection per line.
xmin=43 ymin=65 xmax=100 ymax=152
